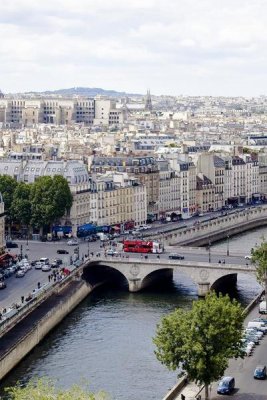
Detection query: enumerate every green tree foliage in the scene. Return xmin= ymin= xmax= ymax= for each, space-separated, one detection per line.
xmin=6 ymin=377 xmax=109 ymax=400
xmin=153 ymin=292 xmax=245 ymax=399
xmin=251 ymin=240 xmax=267 ymax=304
xmin=0 ymin=175 xmax=18 ymax=223
xmin=30 ymin=175 xmax=72 ymax=230
xmin=11 ymin=182 xmax=32 ymax=227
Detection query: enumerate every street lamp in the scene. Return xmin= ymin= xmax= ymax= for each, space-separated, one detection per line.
xmin=20 ymin=244 xmax=23 ymax=259
xmin=208 ymin=240 xmax=211 ymax=263
xmin=227 ymin=235 xmax=230 ymax=256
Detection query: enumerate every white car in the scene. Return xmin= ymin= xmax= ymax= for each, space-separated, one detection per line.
xmin=42 ymin=264 xmax=51 ymax=272
xmin=35 ymin=262 xmax=42 ymax=270
xmin=245 ymin=255 xmax=252 ymax=260
xmin=67 ymin=239 xmax=78 ymax=246
xmin=106 ymin=249 xmax=119 ymax=256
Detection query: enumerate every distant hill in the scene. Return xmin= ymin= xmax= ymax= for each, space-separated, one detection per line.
xmin=24 ymin=87 xmax=143 ymax=97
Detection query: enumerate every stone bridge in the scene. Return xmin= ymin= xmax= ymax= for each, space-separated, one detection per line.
xmin=146 ymin=205 xmax=267 ymax=246
xmin=82 ymin=257 xmax=257 ymax=296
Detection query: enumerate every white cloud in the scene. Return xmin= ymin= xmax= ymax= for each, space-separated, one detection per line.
xmin=1 ymin=0 xmax=267 ymax=95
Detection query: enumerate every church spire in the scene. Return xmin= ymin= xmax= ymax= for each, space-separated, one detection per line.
xmin=145 ymin=89 xmax=152 ymax=111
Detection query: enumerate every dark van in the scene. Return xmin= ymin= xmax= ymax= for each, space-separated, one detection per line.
xmin=217 ymin=376 xmax=235 ymax=394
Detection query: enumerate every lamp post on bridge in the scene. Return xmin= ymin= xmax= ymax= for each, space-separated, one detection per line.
xmin=227 ymin=235 xmax=230 ymax=257
xmin=208 ymin=240 xmax=211 ymax=263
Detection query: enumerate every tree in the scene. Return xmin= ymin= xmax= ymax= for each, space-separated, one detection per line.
xmin=6 ymin=377 xmax=110 ymax=400
xmin=153 ymin=292 xmax=245 ymax=399
xmin=11 ymin=182 xmax=32 ymax=229
xmin=251 ymin=239 xmax=267 ymax=305
xmin=30 ymin=175 xmax=73 ymax=234
xmin=0 ymin=175 xmax=18 ymax=234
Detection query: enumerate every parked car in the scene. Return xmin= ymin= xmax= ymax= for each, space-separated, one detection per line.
xmin=254 ymin=365 xmax=266 ymax=379
xmin=0 ymin=280 xmax=6 ymax=289
xmin=57 ymin=249 xmax=69 ymax=254
xmin=41 ymin=264 xmax=51 ymax=272
xmin=217 ymin=377 xmax=235 ymax=395
xmin=16 ymin=270 xmax=25 ymax=278
xmin=245 ymin=255 xmax=252 ymax=260
xmin=169 ymin=253 xmax=185 ymax=260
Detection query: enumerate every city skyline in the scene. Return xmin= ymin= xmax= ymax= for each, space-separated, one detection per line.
xmin=1 ymin=0 xmax=267 ymax=97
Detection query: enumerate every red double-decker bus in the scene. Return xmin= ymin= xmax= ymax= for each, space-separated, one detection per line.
xmin=123 ymin=240 xmax=163 ymax=254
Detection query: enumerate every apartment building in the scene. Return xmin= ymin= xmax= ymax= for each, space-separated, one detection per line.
xmin=0 ymin=159 xmax=91 ymax=232
xmin=197 ymin=153 xmax=225 ymax=210
xmin=0 ymin=97 xmax=123 ymax=127
xmin=196 ymin=173 xmax=215 ymax=213
xmin=89 ymin=173 xmax=147 ymax=227
xmin=157 ymin=160 xmax=181 ymax=219
xmin=91 ymin=156 xmax=159 ymax=219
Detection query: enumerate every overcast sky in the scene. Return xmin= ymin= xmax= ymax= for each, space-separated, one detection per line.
xmin=1 ymin=0 xmax=267 ymax=96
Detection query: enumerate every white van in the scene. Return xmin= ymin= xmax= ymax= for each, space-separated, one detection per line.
xmin=39 ymin=257 xmax=49 ymax=265
xmin=259 ymin=301 xmax=267 ymax=314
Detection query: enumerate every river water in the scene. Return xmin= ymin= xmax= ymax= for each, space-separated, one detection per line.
xmin=1 ymin=228 xmax=266 ymax=400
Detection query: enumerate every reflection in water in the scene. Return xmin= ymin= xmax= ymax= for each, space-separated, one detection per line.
xmin=0 ymin=228 xmax=263 ymax=400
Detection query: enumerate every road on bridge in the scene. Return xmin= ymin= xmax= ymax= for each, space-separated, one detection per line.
xmin=0 ymin=237 xmax=252 ymax=311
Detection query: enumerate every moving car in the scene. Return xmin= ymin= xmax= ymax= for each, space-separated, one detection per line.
xmin=57 ymin=249 xmax=69 ymax=254
xmin=245 ymin=255 xmax=252 ymax=260
xmin=217 ymin=376 xmax=235 ymax=394
xmin=41 ymin=264 xmax=51 ymax=272
xmin=106 ymin=249 xmax=119 ymax=256
xmin=0 ymin=281 xmax=6 ymax=289
xmin=254 ymin=365 xmax=266 ymax=379
xmin=67 ymin=239 xmax=78 ymax=246
xmin=6 ymin=241 xmax=18 ymax=248
xmin=168 ymin=253 xmax=185 ymax=260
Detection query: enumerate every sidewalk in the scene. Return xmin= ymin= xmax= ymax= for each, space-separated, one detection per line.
xmin=173 ymin=382 xmax=203 ymax=400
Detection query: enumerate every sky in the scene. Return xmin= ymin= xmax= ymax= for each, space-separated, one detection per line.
xmin=1 ymin=0 xmax=267 ymax=96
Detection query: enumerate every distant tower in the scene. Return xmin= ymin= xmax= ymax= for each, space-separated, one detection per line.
xmin=145 ymin=89 xmax=153 ymax=112
xmin=0 ymin=90 xmax=4 ymax=99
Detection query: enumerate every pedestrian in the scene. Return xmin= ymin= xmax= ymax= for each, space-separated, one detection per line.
xmin=48 ymin=275 xmax=51 ymax=282
xmin=21 ymin=296 xmax=24 ymax=303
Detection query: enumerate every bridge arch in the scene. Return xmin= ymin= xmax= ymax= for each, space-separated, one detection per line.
xmin=82 ymin=261 xmax=129 ymax=290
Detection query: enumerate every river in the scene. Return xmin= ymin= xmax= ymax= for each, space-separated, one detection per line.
xmin=0 ymin=227 xmax=265 ymax=400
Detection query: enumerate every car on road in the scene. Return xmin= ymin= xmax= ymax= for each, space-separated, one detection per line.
xmin=168 ymin=253 xmax=185 ymax=260
xmin=245 ymin=255 xmax=252 ymax=260
xmin=0 ymin=280 xmax=6 ymax=289
xmin=16 ymin=270 xmax=25 ymax=278
xmin=6 ymin=241 xmax=18 ymax=248
xmin=217 ymin=376 xmax=235 ymax=395
xmin=254 ymin=365 xmax=266 ymax=379
xmin=106 ymin=249 xmax=119 ymax=256
xmin=67 ymin=239 xmax=78 ymax=246
xmin=42 ymin=264 xmax=51 ymax=272
xmin=35 ymin=262 xmax=43 ymax=270
xmin=57 ymin=249 xmax=69 ymax=254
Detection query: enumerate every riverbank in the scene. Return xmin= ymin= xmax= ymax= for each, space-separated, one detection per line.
xmin=0 ymin=273 xmax=93 ymax=381
xmin=164 ymin=290 xmax=264 ymax=400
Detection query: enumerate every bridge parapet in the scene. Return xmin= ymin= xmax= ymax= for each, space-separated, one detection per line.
xmin=161 ymin=206 xmax=267 ymax=246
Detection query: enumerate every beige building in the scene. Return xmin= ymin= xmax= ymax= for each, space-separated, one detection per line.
xmin=89 ymin=173 xmax=147 ymax=227
xmin=196 ymin=173 xmax=215 ymax=213
xmin=197 ymin=153 xmax=225 ymax=210
xmin=0 ymin=97 xmax=123 ymax=127
xmin=157 ymin=160 xmax=181 ymax=219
